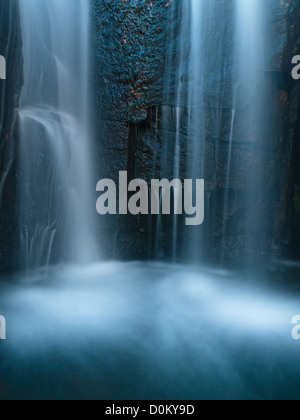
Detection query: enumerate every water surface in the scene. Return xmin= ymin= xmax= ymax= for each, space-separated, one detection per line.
xmin=0 ymin=262 xmax=300 ymax=400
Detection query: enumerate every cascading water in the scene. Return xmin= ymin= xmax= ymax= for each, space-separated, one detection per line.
xmin=222 ymin=0 xmax=266 ymax=260
xmin=159 ymin=0 xmax=270 ymax=263
xmin=160 ymin=1 xmax=228 ymax=262
xmin=18 ymin=0 xmax=98 ymax=269
xmin=185 ymin=0 xmax=206 ymax=261
xmin=156 ymin=1 xmax=205 ymax=261
xmin=1 ymin=0 xmax=300 ymax=402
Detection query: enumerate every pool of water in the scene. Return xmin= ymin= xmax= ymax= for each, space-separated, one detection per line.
xmin=0 ymin=261 xmax=300 ymax=400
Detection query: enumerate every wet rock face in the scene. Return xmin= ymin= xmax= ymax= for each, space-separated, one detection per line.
xmin=93 ymin=0 xmax=168 ymax=124
xmin=286 ymin=0 xmax=300 ymax=259
xmin=0 ymin=0 xmax=22 ymax=272
xmin=0 ymin=1 xmax=296 ymax=268
xmin=93 ymin=0 xmax=299 ymax=263
xmin=92 ymin=0 xmax=169 ymax=259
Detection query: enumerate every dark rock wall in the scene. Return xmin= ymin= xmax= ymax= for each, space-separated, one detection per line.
xmin=0 ymin=0 xmax=297 ymax=269
xmin=0 ymin=0 xmax=22 ymax=272
xmin=0 ymin=0 xmax=298 ymax=268
xmin=212 ymin=0 xmax=296 ymax=263
xmin=93 ymin=0 xmax=300 ymax=263
xmin=286 ymin=0 xmax=300 ymax=259
xmin=93 ymin=0 xmax=169 ymax=258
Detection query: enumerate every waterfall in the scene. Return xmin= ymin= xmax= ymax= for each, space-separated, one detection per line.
xmin=172 ymin=0 xmax=206 ymax=262
xmin=18 ymin=0 xmax=98 ymax=269
xmin=158 ymin=0 xmax=271 ymax=263
xmin=161 ymin=0 xmax=225 ymax=262
xmin=185 ymin=0 xmax=206 ymax=261
xmin=223 ymin=0 xmax=266 ymax=260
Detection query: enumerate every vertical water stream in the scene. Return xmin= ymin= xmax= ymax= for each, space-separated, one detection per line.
xmin=18 ymin=0 xmax=98 ymax=268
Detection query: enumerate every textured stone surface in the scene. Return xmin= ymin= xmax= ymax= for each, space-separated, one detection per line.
xmin=92 ymin=0 xmax=169 ymax=259
xmin=92 ymin=0 xmax=300 ymax=263
xmin=286 ymin=0 xmax=300 ymax=259
xmin=0 ymin=0 xmax=23 ymax=272
xmin=0 ymin=0 xmax=297 ymax=269
xmin=93 ymin=0 xmax=168 ymax=123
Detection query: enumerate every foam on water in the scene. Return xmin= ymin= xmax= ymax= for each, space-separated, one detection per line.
xmin=1 ymin=262 xmax=300 ymax=400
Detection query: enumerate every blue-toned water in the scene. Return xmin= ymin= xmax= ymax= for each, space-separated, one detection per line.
xmin=1 ymin=262 xmax=300 ymax=400
xmin=18 ymin=0 xmax=98 ymax=269
xmin=3 ymin=0 xmax=298 ymax=401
